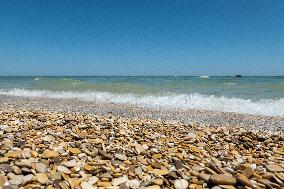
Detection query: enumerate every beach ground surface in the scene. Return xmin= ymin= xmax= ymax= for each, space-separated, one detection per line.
xmin=0 ymin=95 xmax=283 ymax=188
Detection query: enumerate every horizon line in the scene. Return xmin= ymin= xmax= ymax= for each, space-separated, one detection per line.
xmin=0 ymin=75 xmax=284 ymax=77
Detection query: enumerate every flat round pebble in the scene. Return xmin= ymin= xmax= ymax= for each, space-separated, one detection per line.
xmin=35 ymin=163 xmax=47 ymax=173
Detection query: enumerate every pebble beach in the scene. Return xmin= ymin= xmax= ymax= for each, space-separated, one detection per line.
xmin=0 ymin=96 xmax=284 ymax=189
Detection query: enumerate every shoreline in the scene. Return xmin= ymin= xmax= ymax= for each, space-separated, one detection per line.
xmin=0 ymin=95 xmax=283 ymax=132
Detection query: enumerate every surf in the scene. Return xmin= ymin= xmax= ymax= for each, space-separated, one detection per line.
xmin=0 ymin=88 xmax=284 ymax=117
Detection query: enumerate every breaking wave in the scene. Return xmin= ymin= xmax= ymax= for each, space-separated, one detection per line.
xmin=0 ymin=89 xmax=284 ymax=116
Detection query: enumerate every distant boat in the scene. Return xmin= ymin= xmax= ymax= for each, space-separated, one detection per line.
xmin=200 ymin=76 xmax=210 ymax=78
xmin=234 ymin=75 xmax=242 ymax=77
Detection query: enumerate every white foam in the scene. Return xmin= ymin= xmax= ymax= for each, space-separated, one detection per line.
xmin=0 ymin=89 xmax=284 ymax=116
xmin=200 ymin=76 xmax=210 ymax=78
xmin=34 ymin=77 xmax=42 ymax=81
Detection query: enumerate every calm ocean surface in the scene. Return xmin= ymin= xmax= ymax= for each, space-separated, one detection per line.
xmin=0 ymin=76 xmax=283 ymax=116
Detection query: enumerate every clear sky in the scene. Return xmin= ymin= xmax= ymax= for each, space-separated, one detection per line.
xmin=0 ymin=0 xmax=284 ymax=76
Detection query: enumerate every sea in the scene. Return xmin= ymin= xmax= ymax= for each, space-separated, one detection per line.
xmin=0 ymin=76 xmax=283 ymax=116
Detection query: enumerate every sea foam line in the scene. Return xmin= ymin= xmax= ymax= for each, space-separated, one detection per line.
xmin=0 ymin=89 xmax=284 ymax=117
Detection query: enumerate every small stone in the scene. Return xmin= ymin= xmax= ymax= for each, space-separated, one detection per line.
xmin=31 ymin=151 xmax=38 ymax=157
xmin=35 ymin=163 xmax=47 ymax=173
xmin=15 ymin=159 xmax=33 ymax=168
xmin=174 ymin=179 xmax=189 ymax=189
xmin=112 ymin=175 xmax=129 ymax=186
xmin=210 ymin=174 xmax=236 ymax=185
xmin=191 ymin=146 xmax=201 ymax=153
xmin=51 ymin=156 xmax=62 ymax=164
xmin=169 ymin=171 xmax=179 ymax=179
xmin=152 ymin=154 xmax=162 ymax=159
xmin=140 ymin=180 xmax=152 ymax=187
xmin=135 ymin=144 xmax=148 ymax=154
xmin=8 ymin=173 xmax=33 ymax=185
xmin=98 ymin=150 xmax=112 ymax=159
xmin=115 ymin=153 xmax=128 ymax=161
xmin=192 ymin=165 xmax=204 ymax=172
xmin=63 ymin=159 xmax=77 ymax=167
xmin=42 ymin=135 xmax=55 ymax=141
xmin=120 ymin=183 xmax=129 ymax=189
xmin=129 ymin=179 xmax=141 ymax=189
xmin=41 ymin=150 xmax=59 ymax=158
xmin=189 ymin=184 xmax=197 ymax=189
xmin=0 ymin=157 xmax=9 ymax=163
xmin=243 ymin=167 xmax=253 ymax=178
xmin=266 ymin=164 xmax=284 ymax=172
xmin=150 ymin=162 xmax=162 ymax=169
xmin=4 ymin=151 xmax=22 ymax=158
xmin=137 ymin=156 xmax=148 ymax=165
xmin=68 ymin=178 xmax=80 ymax=189
xmin=99 ymin=172 xmax=112 ymax=179
xmin=57 ymin=166 xmax=72 ymax=174
xmin=81 ymin=181 xmax=93 ymax=189
xmin=0 ymin=164 xmax=12 ymax=173
xmin=12 ymin=166 xmax=22 ymax=175
xmin=84 ymin=164 xmax=94 ymax=172
xmin=88 ymin=176 xmax=99 ymax=185
xmin=36 ymin=173 xmax=49 ymax=184
xmin=211 ymin=186 xmax=222 ymax=189
xmin=51 ymin=172 xmax=62 ymax=180
xmin=97 ymin=181 xmax=112 ymax=187
xmin=69 ymin=148 xmax=81 ymax=154
xmin=153 ymin=169 xmax=169 ymax=176
xmin=173 ymin=158 xmax=183 ymax=170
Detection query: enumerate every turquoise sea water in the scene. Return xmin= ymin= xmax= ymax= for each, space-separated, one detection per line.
xmin=0 ymin=76 xmax=284 ymax=116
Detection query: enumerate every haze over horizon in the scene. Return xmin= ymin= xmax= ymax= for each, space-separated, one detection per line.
xmin=0 ymin=0 xmax=284 ymax=76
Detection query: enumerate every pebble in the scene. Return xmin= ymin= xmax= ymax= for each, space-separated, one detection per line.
xmin=35 ymin=162 xmax=47 ymax=173
xmin=0 ymin=164 xmax=12 ymax=173
xmin=4 ymin=151 xmax=22 ymax=158
xmin=153 ymin=169 xmax=169 ymax=176
xmin=210 ymin=174 xmax=236 ymax=185
xmin=81 ymin=182 xmax=93 ymax=189
xmin=63 ymin=159 xmax=77 ymax=167
xmin=97 ymin=181 xmax=112 ymax=187
xmin=111 ymin=175 xmax=129 ymax=186
xmin=84 ymin=164 xmax=94 ymax=172
xmin=12 ymin=166 xmax=22 ymax=175
xmin=41 ymin=150 xmax=59 ymax=158
xmin=0 ymin=157 xmax=9 ymax=163
xmin=174 ymin=179 xmax=189 ymax=189
xmin=266 ymin=164 xmax=284 ymax=172
xmin=42 ymin=135 xmax=55 ymax=141
xmin=57 ymin=166 xmax=72 ymax=174
xmin=115 ymin=153 xmax=128 ymax=161
xmin=35 ymin=173 xmax=49 ymax=184
xmin=129 ymin=179 xmax=141 ymax=189
xmin=173 ymin=158 xmax=183 ymax=170
xmin=69 ymin=148 xmax=81 ymax=154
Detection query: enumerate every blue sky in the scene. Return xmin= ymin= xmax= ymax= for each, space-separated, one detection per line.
xmin=0 ymin=0 xmax=284 ymax=76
